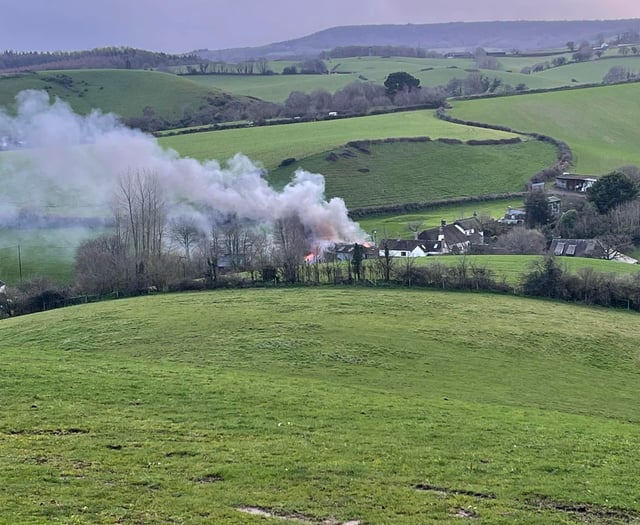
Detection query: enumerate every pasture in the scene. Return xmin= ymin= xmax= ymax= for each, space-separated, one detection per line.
xmin=0 ymin=69 xmax=239 ymax=120
xmin=159 ymin=109 xmax=519 ymax=169
xmin=269 ymin=139 xmax=556 ymax=209
xmin=450 ymin=83 xmax=640 ymax=174
xmin=1 ymin=288 xmax=640 ymax=523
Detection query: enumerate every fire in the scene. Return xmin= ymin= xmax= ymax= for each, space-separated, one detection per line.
xmin=304 ymin=252 xmax=316 ymax=263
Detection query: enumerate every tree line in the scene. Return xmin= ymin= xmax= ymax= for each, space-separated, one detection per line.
xmin=0 ymin=47 xmax=199 ymax=72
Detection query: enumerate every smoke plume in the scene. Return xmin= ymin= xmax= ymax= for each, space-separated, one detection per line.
xmin=0 ymin=90 xmax=364 ymax=243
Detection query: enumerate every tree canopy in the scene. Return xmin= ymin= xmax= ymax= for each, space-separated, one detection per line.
xmin=384 ymin=71 xmax=420 ymax=96
xmin=587 ymin=171 xmax=638 ymax=214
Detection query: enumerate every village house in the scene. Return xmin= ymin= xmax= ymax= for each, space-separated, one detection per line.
xmin=378 ymin=239 xmax=428 ymax=258
xmin=417 ymin=217 xmax=484 ymax=255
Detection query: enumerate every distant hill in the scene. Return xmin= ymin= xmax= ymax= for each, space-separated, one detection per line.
xmin=0 ymin=47 xmax=199 ymax=73
xmin=198 ymin=19 xmax=640 ymax=62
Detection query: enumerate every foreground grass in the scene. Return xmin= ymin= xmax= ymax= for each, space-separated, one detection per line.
xmin=1 ymin=288 xmax=640 ymax=524
xmin=159 ymin=109 xmax=519 ymax=169
xmin=450 ymin=83 xmax=640 ymax=174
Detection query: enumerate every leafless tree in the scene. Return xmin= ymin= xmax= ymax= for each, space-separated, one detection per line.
xmin=169 ymin=216 xmax=201 ymax=261
xmin=495 ymin=227 xmax=546 ymax=255
xmin=274 ymin=216 xmax=309 ymax=282
xmin=405 ymin=220 xmax=424 ymax=239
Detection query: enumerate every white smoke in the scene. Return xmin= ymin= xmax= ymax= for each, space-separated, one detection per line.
xmin=0 ymin=90 xmax=364 ymax=242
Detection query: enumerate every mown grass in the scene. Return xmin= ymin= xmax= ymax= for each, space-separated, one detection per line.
xmin=269 ymin=139 xmax=555 ymax=209
xmin=449 ymin=83 xmax=640 ymax=175
xmin=0 ymin=69 xmax=241 ymax=120
xmin=1 ymin=288 xmax=640 ymax=524
xmin=160 ymin=110 xmax=519 ymax=169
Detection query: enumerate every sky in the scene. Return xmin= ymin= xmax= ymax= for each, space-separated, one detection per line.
xmin=1 ymin=0 xmax=639 ymax=54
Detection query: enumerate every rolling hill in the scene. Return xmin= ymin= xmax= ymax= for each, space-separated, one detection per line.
xmin=1 ymin=288 xmax=640 ymax=523
xmin=0 ymin=69 xmax=252 ymax=123
xmin=198 ymin=19 xmax=640 ymax=61
xmin=449 ymin=82 xmax=640 ymax=175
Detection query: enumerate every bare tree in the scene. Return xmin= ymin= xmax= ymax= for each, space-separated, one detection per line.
xmin=495 ymin=227 xmax=546 ymax=255
xmin=405 ymin=220 xmax=424 ymax=240
xmin=169 ymin=216 xmax=201 ymax=261
xmin=274 ymin=216 xmax=309 ymax=282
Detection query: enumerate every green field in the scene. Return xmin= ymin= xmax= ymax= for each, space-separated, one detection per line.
xmin=269 ymin=139 xmax=556 ymax=209
xmin=450 ymin=83 xmax=640 ymax=174
xmin=356 ymin=198 xmax=524 ymax=239
xmin=160 ymin=109 xmax=519 ymax=169
xmin=2 ymin=288 xmax=640 ymax=523
xmin=185 ymin=56 xmax=573 ymax=102
xmin=409 ymin=254 xmax=640 ymax=284
xmin=537 ymin=56 xmax=640 ymax=84
xmin=0 ymin=69 xmax=242 ymax=120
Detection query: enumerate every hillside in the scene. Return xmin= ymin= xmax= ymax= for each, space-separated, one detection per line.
xmin=268 ymin=138 xmax=557 ymax=209
xmin=2 ymin=288 xmax=640 ymax=523
xmin=159 ymin=109 xmax=518 ymax=169
xmin=199 ymin=19 xmax=640 ymax=61
xmin=0 ymin=69 xmax=254 ymax=127
xmin=449 ymin=83 xmax=640 ymax=175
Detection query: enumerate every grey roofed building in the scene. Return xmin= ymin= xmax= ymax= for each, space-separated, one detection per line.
xmin=417 ymin=217 xmax=484 ymax=255
xmin=549 ymin=239 xmax=604 ymax=259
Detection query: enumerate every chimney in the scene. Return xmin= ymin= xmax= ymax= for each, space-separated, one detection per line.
xmin=438 ymin=219 xmax=445 ymax=242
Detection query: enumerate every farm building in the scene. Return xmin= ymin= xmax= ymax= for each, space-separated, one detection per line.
xmin=549 ymin=239 xmax=604 ymax=258
xmin=555 ymin=173 xmax=597 ymax=192
xmin=549 ymin=238 xmax=637 ymax=263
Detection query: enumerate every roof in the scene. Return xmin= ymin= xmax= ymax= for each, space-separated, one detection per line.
xmin=556 ymin=174 xmax=597 ymax=182
xmin=381 ymin=239 xmax=426 ymax=252
xmin=549 ymin=239 xmax=604 ymax=258
xmin=418 ymin=220 xmax=483 ymax=246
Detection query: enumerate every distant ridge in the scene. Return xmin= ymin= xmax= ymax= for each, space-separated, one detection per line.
xmin=198 ymin=19 xmax=640 ymax=62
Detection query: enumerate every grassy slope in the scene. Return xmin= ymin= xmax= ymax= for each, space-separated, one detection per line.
xmin=159 ymin=110 xmax=518 ymax=169
xmin=537 ymin=56 xmax=640 ymax=84
xmin=0 ymin=70 xmax=238 ymax=120
xmin=449 ymin=83 xmax=640 ymax=174
xmin=269 ymin=139 xmax=556 ymax=209
xmin=1 ymin=288 xmax=640 ymax=524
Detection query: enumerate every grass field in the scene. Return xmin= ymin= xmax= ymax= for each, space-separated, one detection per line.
xmin=185 ymin=56 xmax=573 ymax=102
xmin=159 ymin=110 xmax=519 ymax=169
xmin=0 ymin=227 xmax=108 ymax=284
xmin=450 ymin=83 xmax=640 ymax=175
xmin=1 ymin=288 xmax=640 ymax=524
xmin=269 ymin=139 xmax=556 ymax=209
xmin=408 ymin=254 xmax=640 ymax=284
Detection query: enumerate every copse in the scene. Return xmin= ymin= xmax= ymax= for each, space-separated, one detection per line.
xmin=384 ymin=71 xmax=420 ymax=97
xmin=587 ymin=170 xmax=638 ymax=214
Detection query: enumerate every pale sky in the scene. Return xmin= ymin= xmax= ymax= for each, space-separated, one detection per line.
xmin=1 ymin=0 xmax=639 ymax=53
